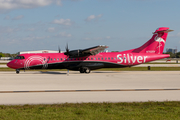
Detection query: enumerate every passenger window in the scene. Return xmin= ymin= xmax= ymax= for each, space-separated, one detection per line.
xmin=64 ymin=58 xmax=66 ymax=60
xmin=51 ymin=58 xmax=52 ymax=61
xmin=111 ymin=57 xmax=113 ymax=60
xmin=57 ymin=58 xmax=59 ymax=61
xmin=101 ymin=58 xmax=103 ymax=60
xmin=54 ymin=58 xmax=56 ymax=61
xmin=91 ymin=58 xmax=93 ymax=60
xmin=61 ymin=58 xmax=62 ymax=61
xmin=105 ymin=58 xmax=107 ymax=60
xmin=114 ymin=57 xmax=116 ymax=60
xmin=98 ymin=58 xmax=100 ymax=60
xmin=88 ymin=58 xmax=90 ymax=60
xmin=94 ymin=58 xmax=96 ymax=60
xmin=108 ymin=57 xmax=110 ymax=60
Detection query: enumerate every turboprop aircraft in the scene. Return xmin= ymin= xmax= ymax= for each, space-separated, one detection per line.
xmin=7 ymin=27 xmax=173 ymax=74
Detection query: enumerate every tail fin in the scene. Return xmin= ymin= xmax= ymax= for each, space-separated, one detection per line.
xmin=132 ymin=27 xmax=173 ymax=54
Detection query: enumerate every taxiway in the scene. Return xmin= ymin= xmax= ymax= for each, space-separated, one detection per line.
xmin=0 ymin=71 xmax=180 ymax=105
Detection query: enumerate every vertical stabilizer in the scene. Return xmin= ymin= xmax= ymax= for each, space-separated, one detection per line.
xmin=132 ymin=27 xmax=173 ymax=54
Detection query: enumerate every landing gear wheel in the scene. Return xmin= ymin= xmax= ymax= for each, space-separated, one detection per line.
xmin=16 ymin=69 xmax=20 ymax=74
xmin=80 ymin=68 xmax=85 ymax=73
xmin=85 ymin=67 xmax=90 ymax=73
xmin=79 ymin=67 xmax=91 ymax=74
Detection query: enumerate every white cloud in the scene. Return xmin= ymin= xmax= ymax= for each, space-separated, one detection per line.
xmin=0 ymin=27 xmax=20 ymax=34
xmin=83 ymin=36 xmax=111 ymax=41
xmin=23 ymin=35 xmax=49 ymax=41
xmin=84 ymin=37 xmax=91 ymax=40
xmin=169 ymin=32 xmax=180 ymax=38
xmin=27 ymin=28 xmax=35 ymax=31
xmin=47 ymin=27 xmax=55 ymax=32
xmin=0 ymin=0 xmax=62 ymax=11
xmin=59 ymin=32 xmax=72 ymax=37
xmin=85 ymin=15 xmax=96 ymax=21
xmin=106 ymin=36 xmax=111 ymax=39
xmin=52 ymin=19 xmax=72 ymax=26
xmin=4 ymin=15 xmax=11 ymax=20
xmin=85 ymin=14 xmax=103 ymax=22
xmin=12 ymin=15 xmax=24 ymax=20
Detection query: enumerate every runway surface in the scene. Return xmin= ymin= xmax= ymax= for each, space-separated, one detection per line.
xmin=0 ymin=71 xmax=180 ymax=105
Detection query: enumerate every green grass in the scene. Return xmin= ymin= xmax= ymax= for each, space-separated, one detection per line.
xmin=0 ymin=102 xmax=180 ymax=120
xmin=97 ymin=67 xmax=180 ymax=71
xmin=1 ymin=67 xmax=180 ymax=71
xmin=144 ymin=62 xmax=180 ymax=64
xmin=0 ymin=63 xmax=7 ymax=64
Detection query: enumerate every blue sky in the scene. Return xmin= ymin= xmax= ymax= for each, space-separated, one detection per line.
xmin=0 ymin=0 xmax=180 ymax=53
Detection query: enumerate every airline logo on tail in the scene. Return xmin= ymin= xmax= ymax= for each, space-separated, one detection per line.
xmin=154 ymin=32 xmax=166 ymax=54
xmin=154 ymin=33 xmax=166 ymax=43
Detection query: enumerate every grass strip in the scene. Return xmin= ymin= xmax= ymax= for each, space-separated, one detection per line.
xmin=144 ymin=62 xmax=180 ymax=64
xmin=96 ymin=67 xmax=180 ymax=71
xmin=0 ymin=102 xmax=180 ymax=120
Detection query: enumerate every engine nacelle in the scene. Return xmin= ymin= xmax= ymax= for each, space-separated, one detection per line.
xmin=64 ymin=49 xmax=89 ymax=57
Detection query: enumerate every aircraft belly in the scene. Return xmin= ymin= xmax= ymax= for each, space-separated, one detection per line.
xmin=25 ymin=61 xmax=127 ymax=70
xmin=103 ymin=62 xmax=127 ymax=68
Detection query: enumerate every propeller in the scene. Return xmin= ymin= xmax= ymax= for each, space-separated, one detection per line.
xmin=64 ymin=43 xmax=70 ymax=56
xmin=58 ymin=46 xmax=61 ymax=53
xmin=66 ymin=43 xmax=69 ymax=53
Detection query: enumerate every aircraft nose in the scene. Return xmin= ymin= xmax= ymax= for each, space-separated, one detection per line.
xmin=7 ymin=61 xmax=18 ymax=69
xmin=7 ymin=61 xmax=13 ymax=68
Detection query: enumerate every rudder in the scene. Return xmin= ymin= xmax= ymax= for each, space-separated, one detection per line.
xmin=132 ymin=27 xmax=173 ymax=54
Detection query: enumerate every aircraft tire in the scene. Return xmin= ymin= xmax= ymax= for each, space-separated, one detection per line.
xmin=16 ymin=69 xmax=20 ymax=74
xmin=80 ymin=68 xmax=85 ymax=73
xmin=84 ymin=67 xmax=90 ymax=74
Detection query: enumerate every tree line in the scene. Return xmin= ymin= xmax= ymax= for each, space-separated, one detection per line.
xmin=164 ymin=52 xmax=180 ymax=58
xmin=0 ymin=52 xmax=18 ymax=58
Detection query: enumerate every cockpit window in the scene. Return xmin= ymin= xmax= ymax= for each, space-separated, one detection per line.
xmin=15 ymin=56 xmax=25 ymax=59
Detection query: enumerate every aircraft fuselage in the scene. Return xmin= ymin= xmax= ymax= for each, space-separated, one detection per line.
xmin=7 ymin=52 xmax=169 ymax=71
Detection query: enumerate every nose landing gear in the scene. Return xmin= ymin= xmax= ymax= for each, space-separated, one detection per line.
xmin=16 ymin=69 xmax=20 ymax=74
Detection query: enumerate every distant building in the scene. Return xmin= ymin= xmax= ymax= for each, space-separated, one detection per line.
xmin=18 ymin=50 xmax=64 ymax=55
xmin=166 ymin=48 xmax=177 ymax=54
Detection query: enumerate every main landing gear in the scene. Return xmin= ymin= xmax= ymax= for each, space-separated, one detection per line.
xmin=16 ymin=69 xmax=20 ymax=74
xmin=80 ymin=67 xmax=91 ymax=74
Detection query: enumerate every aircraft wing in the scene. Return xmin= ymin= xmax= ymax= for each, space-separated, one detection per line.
xmin=82 ymin=45 xmax=108 ymax=55
xmin=64 ymin=45 xmax=108 ymax=57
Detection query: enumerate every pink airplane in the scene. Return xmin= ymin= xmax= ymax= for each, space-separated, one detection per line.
xmin=7 ymin=27 xmax=173 ymax=74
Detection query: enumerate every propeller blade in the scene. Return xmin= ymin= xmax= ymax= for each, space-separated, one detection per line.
xmin=58 ymin=46 xmax=61 ymax=53
xmin=66 ymin=43 xmax=69 ymax=53
xmin=64 ymin=43 xmax=70 ymax=56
